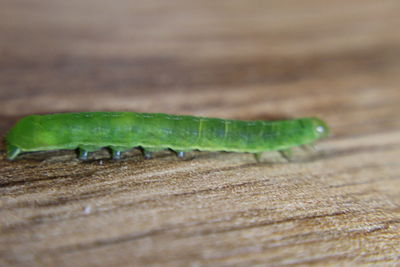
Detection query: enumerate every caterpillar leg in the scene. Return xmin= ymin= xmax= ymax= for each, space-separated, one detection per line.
xmin=176 ymin=151 xmax=185 ymax=158
xmin=299 ymin=144 xmax=320 ymax=161
xmin=112 ymin=150 xmax=122 ymax=160
xmin=171 ymin=149 xmax=194 ymax=160
xmin=109 ymin=146 xmax=131 ymax=160
xmin=279 ymin=148 xmax=293 ymax=162
xmin=253 ymin=152 xmax=263 ymax=163
xmin=300 ymin=144 xmax=316 ymax=152
xmin=79 ymin=149 xmax=89 ymax=160
xmin=143 ymin=150 xmax=153 ymax=159
xmin=78 ymin=145 xmax=101 ymax=160
xmin=6 ymin=144 xmax=21 ymax=160
xmin=141 ymin=147 xmax=155 ymax=159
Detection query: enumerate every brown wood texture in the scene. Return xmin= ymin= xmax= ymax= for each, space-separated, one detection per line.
xmin=1 ymin=0 xmax=400 ymax=266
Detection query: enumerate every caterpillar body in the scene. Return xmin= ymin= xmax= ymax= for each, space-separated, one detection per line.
xmin=5 ymin=112 xmax=329 ymax=161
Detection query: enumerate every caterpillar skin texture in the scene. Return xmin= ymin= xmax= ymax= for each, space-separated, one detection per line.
xmin=5 ymin=112 xmax=329 ymax=160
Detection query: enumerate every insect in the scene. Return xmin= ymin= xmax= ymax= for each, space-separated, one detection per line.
xmin=4 ymin=112 xmax=329 ymax=161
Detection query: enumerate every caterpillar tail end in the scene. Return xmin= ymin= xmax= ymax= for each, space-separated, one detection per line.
xmin=6 ymin=144 xmax=21 ymax=160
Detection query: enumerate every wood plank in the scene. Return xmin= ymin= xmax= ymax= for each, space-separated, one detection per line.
xmin=1 ymin=0 xmax=400 ymax=266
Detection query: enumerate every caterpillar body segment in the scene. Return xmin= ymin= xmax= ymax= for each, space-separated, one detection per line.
xmin=5 ymin=112 xmax=329 ymax=161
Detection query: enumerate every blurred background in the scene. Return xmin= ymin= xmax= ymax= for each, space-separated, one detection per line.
xmin=1 ymin=0 xmax=399 ymax=134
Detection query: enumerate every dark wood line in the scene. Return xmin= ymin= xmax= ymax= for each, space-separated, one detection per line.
xmin=52 ymin=210 xmax=398 ymax=256
xmin=51 ymin=211 xmax=351 ymax=254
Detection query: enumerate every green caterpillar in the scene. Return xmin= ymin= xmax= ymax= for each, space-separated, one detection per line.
xmin=4 ymin=112 xmax=329 ymax=161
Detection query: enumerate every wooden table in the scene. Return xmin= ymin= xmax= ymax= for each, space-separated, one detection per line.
xmin=1 ymin=0 xmax=400 ymax=266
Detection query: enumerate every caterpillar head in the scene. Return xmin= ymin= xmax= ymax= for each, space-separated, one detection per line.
xmin=311 ymin=117 xmax=330 ymax=139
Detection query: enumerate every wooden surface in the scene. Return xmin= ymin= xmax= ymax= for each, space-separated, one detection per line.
xmin=1 ymin=0 xmax=400 ymax=266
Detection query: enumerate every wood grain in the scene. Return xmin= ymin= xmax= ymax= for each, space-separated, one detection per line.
xmin=1 ymin=0 xmax=400 ymax=266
